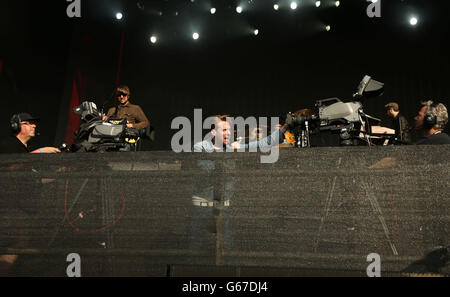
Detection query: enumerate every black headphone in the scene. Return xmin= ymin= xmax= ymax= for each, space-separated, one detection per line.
xmin=423 ymin=103 xmax=438 ymax=129
xmin=10 ymin=114 xmax=22 ymax=134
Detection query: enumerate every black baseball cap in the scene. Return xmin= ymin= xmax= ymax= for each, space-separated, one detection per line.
xmin=14 ymin=113 xmax=40 ymax=122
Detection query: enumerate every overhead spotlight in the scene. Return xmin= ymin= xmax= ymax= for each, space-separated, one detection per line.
xmin=192 ymin=32 xmax=199 ymax=40
xmin=150 ymin=36 xmax=157 ymax=44
xmin=273 ymin=4 xmax=279 ymax=11
xmin=409 ymin=17 xmax=418 ymax=26
xmin=290 ymin=2 xmax=297 ymax=10
xmin=325 ymin=25 xmax=331 ymax=32
xmin=315 ymin=1 xmax=321 ymax=7
xmin=236 ymin=6 xmax=243 ymax=13
xmin=210 ymin=8 xmax=216 ymax=14
xmin=335 ymin=1 xmax=340 ymax=7
xmin=253 ymin=29 xmax=259 ymax=36
xmin=115 ymin=12 xmax=123 ymax=20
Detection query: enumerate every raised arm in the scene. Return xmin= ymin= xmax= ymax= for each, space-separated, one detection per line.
xmin=245 ymin=124 xmax=287 ymax=150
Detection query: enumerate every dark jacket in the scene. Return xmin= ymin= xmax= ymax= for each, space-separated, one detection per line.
xmin=414 ymin=132 xmax=450 ymax=145
xmin=393 ymin=113 xmax=412 ymax=143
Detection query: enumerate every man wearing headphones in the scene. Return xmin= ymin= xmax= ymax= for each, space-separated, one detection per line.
xmin=0 ymin=112 xmax=61 ymax=153
xmin=0 ymin=112 xmax=60 ymax=275
xmin=413 ymin=101 xmax=450 ymax=145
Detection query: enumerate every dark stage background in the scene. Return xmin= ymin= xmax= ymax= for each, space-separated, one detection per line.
xmin=1 ymin=0 xmax=449 ymax=151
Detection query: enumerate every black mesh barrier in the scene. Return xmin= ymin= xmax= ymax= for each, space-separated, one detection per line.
xmin=0 ymin=145 xmax=449 ymax=276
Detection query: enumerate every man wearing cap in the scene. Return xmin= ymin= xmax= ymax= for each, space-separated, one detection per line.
xmin=0 ymin=112 xmax=61 ymax=154
xmin=0 ymin=112 xmax=60 ymax=275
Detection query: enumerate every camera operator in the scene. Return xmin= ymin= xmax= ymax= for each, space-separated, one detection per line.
xmin=0 ymin=113 xmax=61 ymax=154
xmin=0 ymin=112 xmax=60 ymax=275
xmin=413 ymin=101 xmax=450 ymax=145
xmin=102 ymin=85 xmax=150 ymax=130
xmin=384 ymin=102 xmax=412 ymax=143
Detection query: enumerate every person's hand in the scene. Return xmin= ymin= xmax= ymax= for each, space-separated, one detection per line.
xmin=102 ymin=114 xmax=107 ymax=121
xmin=41 ymin=147 xmax=61 ymax=153
xmin=231 ymin=141 xmax=241 ymax=149
xmin=126 ymin=123 xmax=134 ymax=128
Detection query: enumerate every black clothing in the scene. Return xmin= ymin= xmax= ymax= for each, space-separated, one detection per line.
xmin=0 ymin=136 xmax=30 ymax=153
xmin=414 ymin=132 xmax=450 ymax=145
xmin=392 ymin=113 xmax=412 ymax=143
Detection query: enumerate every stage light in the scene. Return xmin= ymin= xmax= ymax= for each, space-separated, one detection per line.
xmin=210 ymin=8 xmax=216 ymax=14
xmin=254 ymin=29 xmax=259 ymax=36
xmin=335 ymin=1 xmax=340 ymax=7
xmin=274 ymin=4 xmax=279 ymax=11
xmin=409 ymin=17 xmax=418 ymax=26
xmin=325 ymin=25 xmax=331 ymax=32
xmin=315 ymin=1 xmax=321 ymax=8
xmin=192 ymin=32 xmax=199 ymax=40
xmin=115 ymin=12 xmax=123 ymax=20
xmin=150 ymin=36 xmax=157 ymax=44
xmin=236 ymin=6 xmax=243 ymax=13
xmin=290 ymin=2 xmax=297 ymax=10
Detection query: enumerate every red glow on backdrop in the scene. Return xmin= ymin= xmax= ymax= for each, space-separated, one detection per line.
xmin=64 ymin=78 xmax=81 ymax=146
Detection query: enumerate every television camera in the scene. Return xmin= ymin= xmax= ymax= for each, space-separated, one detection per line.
xmin=286 ymin=75 xmax=391 ymax=147
xmin=70 ymin=101 xmax=154 ymax=152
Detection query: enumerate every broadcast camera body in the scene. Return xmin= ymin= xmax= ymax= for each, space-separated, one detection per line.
xmin=71 ymin=101 xmax=153 ymax=152
xmin=287 ymin=75 xmax=386 ymax=147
